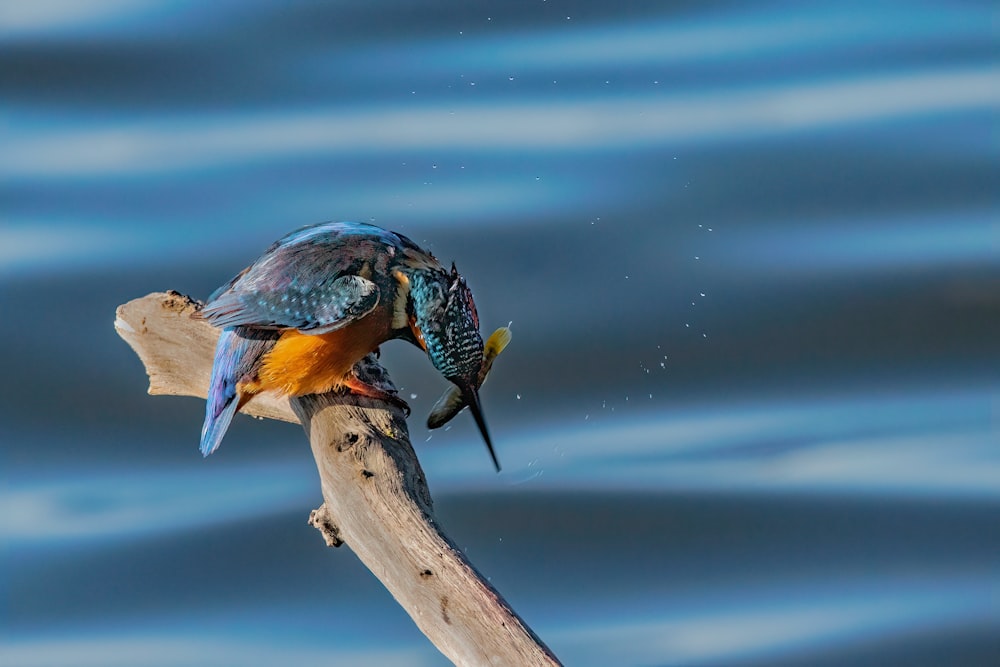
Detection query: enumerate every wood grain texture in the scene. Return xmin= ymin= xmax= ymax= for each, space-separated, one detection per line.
xmin=114 ymin=291 xmax=560 ymax=667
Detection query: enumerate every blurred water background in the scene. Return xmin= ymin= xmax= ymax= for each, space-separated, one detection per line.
xmin=2 ymin=1 xmax=998 ymax=665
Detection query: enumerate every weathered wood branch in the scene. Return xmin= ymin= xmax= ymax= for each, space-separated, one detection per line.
xmin=114 ymin=291 xmax=560 ymax=667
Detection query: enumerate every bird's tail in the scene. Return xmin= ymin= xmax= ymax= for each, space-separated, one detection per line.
xmin=200 ymin=327 xmax=255 ymax=456
xmin=200 ymin=388 xmax=240 ymax=457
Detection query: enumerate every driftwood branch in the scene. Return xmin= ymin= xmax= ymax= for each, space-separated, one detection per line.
xmin=114 ymin=291 xmax=560 ymax=666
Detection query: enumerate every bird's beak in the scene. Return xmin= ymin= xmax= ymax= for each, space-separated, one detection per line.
xmin=461 ymin=384 xmax=501 ymax=472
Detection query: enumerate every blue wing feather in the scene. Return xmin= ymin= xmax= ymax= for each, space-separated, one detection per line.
xmin=200 ymin=222 xmax=391 ymax=333
xmin=201 ymin=274 xmax=378 ymax=333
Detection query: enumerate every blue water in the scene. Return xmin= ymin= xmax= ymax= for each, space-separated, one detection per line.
xmin=2 ymin=1 xmax=998 ymax=665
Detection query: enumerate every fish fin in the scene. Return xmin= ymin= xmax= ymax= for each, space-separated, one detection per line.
xmin=483 ymin=327 xmax=512 ymax=359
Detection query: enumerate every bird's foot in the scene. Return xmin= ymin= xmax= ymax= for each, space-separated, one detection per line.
xmin=343 ymin=375 xmax=411 ymax=416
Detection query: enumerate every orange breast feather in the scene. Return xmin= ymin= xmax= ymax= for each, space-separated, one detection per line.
xmin=256 ymin=315 xmax=385 ymax=397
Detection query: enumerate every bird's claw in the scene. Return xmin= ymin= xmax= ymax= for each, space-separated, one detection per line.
xmin=388 ymin=393 xmax=411 ymax=417
xmin=343 ymin=374 xmax=410 ymax=416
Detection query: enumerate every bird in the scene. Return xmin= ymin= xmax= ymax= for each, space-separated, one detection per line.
xmin=196 ymin=221 xmax=500 ymax=470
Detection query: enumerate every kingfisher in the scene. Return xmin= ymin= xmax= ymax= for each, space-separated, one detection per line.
xmin=197 ymin=221 xmax=500 ymax=470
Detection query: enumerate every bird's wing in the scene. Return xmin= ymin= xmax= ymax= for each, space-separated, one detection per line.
xmin=201 ymin=273 xmax=379 ymax=334
xmin=200 ymin=226 xmax=383 ymax=334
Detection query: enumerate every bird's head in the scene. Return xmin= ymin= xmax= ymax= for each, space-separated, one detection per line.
xmin=410 ymin=264 xmax=499 ymax=470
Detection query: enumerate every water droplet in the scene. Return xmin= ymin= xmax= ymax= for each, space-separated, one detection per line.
xmin=700 ymin=292 xmax=706 ymax=297
xmin=409 ymin=393 xmax=417 ymax=399
xmin=516 ymin=393 xmax=521 ymax=400
xmin=508 ymin=76 xmax=515 ymax=81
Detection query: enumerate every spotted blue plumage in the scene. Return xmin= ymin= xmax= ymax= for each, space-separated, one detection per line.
xmin=412 ymin=265 xmax=483 ymax=383
xmin=200 ymin=222 xmax=400 ymax=333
